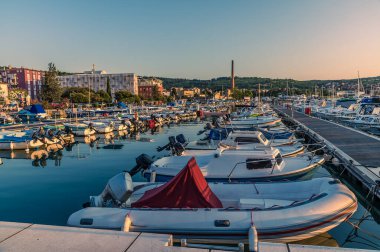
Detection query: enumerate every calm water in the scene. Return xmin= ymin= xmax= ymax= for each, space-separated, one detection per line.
xmin=0 ymin=123 xmax=379 ymax=250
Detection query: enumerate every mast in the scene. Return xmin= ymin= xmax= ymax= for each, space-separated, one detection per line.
xmin=258 ymin=83 xmax=261 ymax=107
xmin=357 ymin=71 xmax=360 ymax=98
xmin=286 ymin=80 xmax=289 ymax=96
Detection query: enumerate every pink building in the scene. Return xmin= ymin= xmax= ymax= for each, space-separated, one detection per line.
xmin=0 ymin=67 xmax=44 ymax=100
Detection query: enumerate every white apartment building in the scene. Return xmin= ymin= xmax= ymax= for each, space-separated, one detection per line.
xmin=58 ymin=70 xmax=139 ymax=95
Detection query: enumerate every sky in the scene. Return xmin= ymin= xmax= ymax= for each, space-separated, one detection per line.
xmin=1 ymin=0 xmax=380 ymax=80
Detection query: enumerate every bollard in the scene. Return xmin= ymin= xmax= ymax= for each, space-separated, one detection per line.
xmin=249 ymin=225 xmax=258 ymax=252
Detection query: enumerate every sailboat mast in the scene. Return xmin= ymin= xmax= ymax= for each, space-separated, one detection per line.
xmin=357 ymin=71 xmax=360 ymax=97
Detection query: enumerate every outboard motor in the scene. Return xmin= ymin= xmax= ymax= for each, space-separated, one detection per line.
xmin=173 ymin=142 xmax=185 ymax=156
xmin=156 ymin=136 xmax=177 ymax=152
xmin=205 ymin=122 xmax=213 ymax=130
xmin=129 ymin=154 xmax=154 ymax=176
xmin=90 ymin=172 xmax=133 ymax=207
xmin=176 ymin=134 xmax=187 ymax=145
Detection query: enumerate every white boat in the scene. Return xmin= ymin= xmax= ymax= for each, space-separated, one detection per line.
xmin=183 ymin=131 xmax=304 ymax=157
xmin=143 ymin=148 xmax=324 ymax=182
xmin=67 ymin=158 xmax=357 ymax=243
xmin=83 ymin=121 xmax=114 ymax=134
xmin=64 ymin=123 xmax=96 ymax=137
xmin=227 ymin=116 xmax=282 ymax=128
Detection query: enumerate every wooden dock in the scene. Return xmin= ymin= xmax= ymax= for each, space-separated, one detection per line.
xmin=276 ymin=107 xmax=380 ymax=199
xmin=0 ymin=221 xmax=376 ymax=252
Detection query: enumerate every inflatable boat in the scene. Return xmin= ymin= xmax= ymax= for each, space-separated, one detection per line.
xmin=67 ymin=158 xmax=357 ymax=243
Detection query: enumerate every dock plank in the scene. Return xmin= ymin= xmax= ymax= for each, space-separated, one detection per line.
xmin=0 ymin=223 xmax=138 ymax=252
xmin=279 ymin=108 xmax=380 ymax=167
xmin=289 ymin=243 xmax=374 ymax=252
xmin=126 ymin=232 xmax=207 ymax=252
xmin=0 ymin=222 xmax=32 ymax=243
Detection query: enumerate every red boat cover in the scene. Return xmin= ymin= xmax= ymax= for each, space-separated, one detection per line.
xmin=131 ymin=157 xmax=222 ymax=208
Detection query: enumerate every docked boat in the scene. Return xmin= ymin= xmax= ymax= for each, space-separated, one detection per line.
xmin=67 ymin=158 xmax=357 ymax=243
xmin=143 ymin=147 xmax=324 ymax=182
xmin=83 ymin=121 xmax=114 ymax=134
xmin=167 ymin=131 xmax=304 ymax=158
xmin=227 ymin=116 xmax=282 ymax=128
xmin=64 ymin=123 xmax=96 ymax=137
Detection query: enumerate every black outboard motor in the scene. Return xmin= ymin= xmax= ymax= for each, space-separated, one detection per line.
xmin=129 ymin=154 xmax=154 ymax=176
xmin=156 ymin=136 xmax=177 ymax=152
xmin=176 ymin=134 xmax=187 ymax=145
xmin=173 ymin=142 xmax=185 ymax=156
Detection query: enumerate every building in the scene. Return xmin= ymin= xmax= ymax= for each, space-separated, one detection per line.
xmin=0 ymin=83 xmax=9 ymax=104
xmin=0 ymin=66 xmax=44 ymax=100
xmin=58 ymin=70 xmax=138 ymax=96
xmin=183 ymin=90 xmax=195 ymax=97
xmin=138 ymin=78 xmax=163 ymax=99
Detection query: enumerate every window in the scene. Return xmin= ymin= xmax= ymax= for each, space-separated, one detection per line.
xmin=234 ymin=137 xmax=260 ymax=144
xmin=246 ymin=159 xmax=272 ymax=170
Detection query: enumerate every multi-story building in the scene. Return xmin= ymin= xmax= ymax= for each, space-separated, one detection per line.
xmin=0 ymin=66 xmax=44 ymax=100
xmin=138 ymin=78 xmax=163 ymax=99
xmin=0 ymin=83 xmax=9 ymax=104
xmin=58 ymin=70 xmax=138 ymax=96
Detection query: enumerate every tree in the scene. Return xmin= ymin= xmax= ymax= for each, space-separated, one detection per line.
xmin=170 ymin=88 xmax=177 ymax=99
xmin=97 ymin=90 xmax=111 ymax=103
xmin=41 ymin=63 xmax=62 ymax=102
xmin=106 ymin=77 xmax=112 ymax=100
xmin=114 ymin=90 xmax=141 ymax=104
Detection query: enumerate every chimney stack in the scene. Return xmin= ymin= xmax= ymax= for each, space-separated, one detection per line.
xmin=231 ymin=60 xmax=235 ymax=89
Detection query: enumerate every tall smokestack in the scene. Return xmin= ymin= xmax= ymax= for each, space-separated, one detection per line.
xmin=231 ymin=60 xmax=235 ymax=89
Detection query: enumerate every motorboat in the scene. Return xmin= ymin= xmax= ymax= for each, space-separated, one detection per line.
xmin=227 ymin=116 xmax=282 ymax=128
xmin=164 ymin=131 xmax=304 ymax=158
xmin=143 ymin=147 xmax=324 ymax=182
xmin=83 ymin=121 xmax=114 ymax=134
xmin=64 ymin=123 xmax=96 ymax=137
xmin=67 ymin=158 xmax=357 ymax=243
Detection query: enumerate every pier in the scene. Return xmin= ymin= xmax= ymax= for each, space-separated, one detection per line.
xmin=0 ymin=221 xmax=376 ymax=252
xmin=276 ymin=107 xmax=380 ymax=200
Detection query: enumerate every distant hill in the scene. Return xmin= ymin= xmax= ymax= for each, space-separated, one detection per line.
xmin=143 ymin=75 xmax=380 ymax=91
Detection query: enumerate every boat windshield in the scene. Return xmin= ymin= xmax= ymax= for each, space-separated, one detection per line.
xmin=246 ymin=158 xmax=272 ymax=169
xmin=234 ymin=137 xmax=260 ymax=144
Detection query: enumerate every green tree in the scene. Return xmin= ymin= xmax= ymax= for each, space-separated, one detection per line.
xmin=106 ymin=77 xmax=112 ymax=99
xmin=41 ymin=62 xmax=62 ymax=102
xmin=97 ymin=90 xmax=111 ymax=103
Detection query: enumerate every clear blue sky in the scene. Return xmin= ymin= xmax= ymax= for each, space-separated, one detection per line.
xmin=1 ymin=0 xmax=380 ymax=80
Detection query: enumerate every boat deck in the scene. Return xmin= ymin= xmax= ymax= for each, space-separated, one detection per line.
xmin=276 ymin=107 xmax=380 ymax=198
xmin=0 ymin=221 xmax=375 ymax=252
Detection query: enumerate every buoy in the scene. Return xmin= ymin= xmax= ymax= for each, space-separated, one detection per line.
xmin=332 ymin=157 xmax=340 ymax=166
xmin=323 ymin=154 xmax=332 ymax=161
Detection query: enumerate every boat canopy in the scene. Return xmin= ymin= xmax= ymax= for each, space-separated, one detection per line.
xmin=28 ymin=104 xmax=46 ymax=114
xmin=117 ymin=102 xmax=127 ymax=109
xmin=132 ymin=157 xmax=222 ymax=208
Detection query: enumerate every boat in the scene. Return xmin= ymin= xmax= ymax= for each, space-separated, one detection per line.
xmin=64 ymin=123 xmax=96 ymax=137
xmin=83 ymin=121 xmax=114 ymax=134
xmin=67 ymin=158 xmax=357 ymax=243
xmin=143 ymin=147 xmax=324 ymax=182
xmin=164 ymin=131 xmax=304 ymax=158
